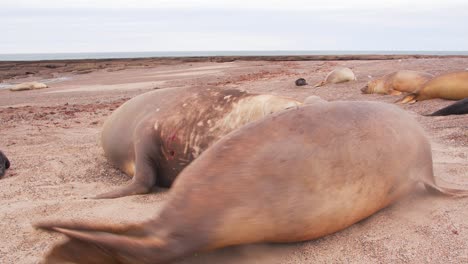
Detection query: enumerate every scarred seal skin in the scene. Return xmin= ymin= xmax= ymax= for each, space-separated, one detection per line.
xmin=0 ymin=150 xmax=10 ymax=178
xmin=361 ymin=70 xmax=433 ymax=95
xmin=98 ymin=87 xmax=301 ymax=198
xmin=36 ymin=98 xmax=468 ymax=264
xmin=314 ymin=67 xmax=356 ymax=87
xmin=398 ymin=71 xmax=468 ymax=104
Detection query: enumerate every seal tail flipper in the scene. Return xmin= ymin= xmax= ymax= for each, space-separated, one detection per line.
xmin=35 ymin=221 xmax=166 ymax=264
xmin=424 ymin=183 xmax=468 ymax=197
xmin=396 ymin=94 xmax=417 ymax=104
xmin=313 ymin=80 xmax=325 ymax=88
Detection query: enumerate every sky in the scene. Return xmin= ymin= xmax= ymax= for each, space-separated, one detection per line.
xmin=1 ymin=0 xmax=468 ymax=53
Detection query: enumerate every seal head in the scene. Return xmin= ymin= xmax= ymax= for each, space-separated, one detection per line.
xmin=0 ymin=151 xmax=10 ymax=178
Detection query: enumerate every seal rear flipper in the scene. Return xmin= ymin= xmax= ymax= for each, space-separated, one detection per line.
xmin=313 ymin=81 xmax=326 ymax=88
xmin=94 ymin=180 xmax=154 ymax=199
xmin=396 ymin=94 xmax=417 ymax=104
xmin=36 ymin=223 xmax=168 ymax=264
xmin=424 ymin=183 xmax=468 ymax=197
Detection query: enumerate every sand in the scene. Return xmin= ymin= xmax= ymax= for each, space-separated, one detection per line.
xmin=0 ymin=56 xmax=467 ymax=263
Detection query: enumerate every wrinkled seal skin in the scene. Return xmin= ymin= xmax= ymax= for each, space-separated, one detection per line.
xmin=36 ymin=99 xmax=468 ymax=264
xmin=314 ymin=67 xmax=356 ymax=87
xmin=98 ymin=87 xmax=301 ymax=198
xmin=399 ymin=71 xmax=468 ymax=104
xmin=361 ymin=70 xmax=433 ymax=95
xmin=0 ymin=150 xmax=10 ymax=178
xmin=429 ymin=98 xmax=468 ymax=116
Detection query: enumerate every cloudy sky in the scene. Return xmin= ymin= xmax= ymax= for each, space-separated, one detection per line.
xmin=1 ymin=0 xmax=468 ymax=53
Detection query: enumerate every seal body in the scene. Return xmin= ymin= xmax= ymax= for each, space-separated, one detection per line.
xmin=10 ymin=82 xmax=48 ymax=91
xmin=361 ymin=70 xmax=433 ymax=95
xmin=399 ymin=71 xmax=468 ymax=103
xmin=429 ymin=98 xmax=468 ymax=116
xmin=99 ymin=87 xmax=301 ymax=198
xmin=295 ymin=78 xmax=307 ymax=86
xmin=37 ymin=100 xmax=468 ymax=264
xmin=0 ymin=150 xmax=10 ymax=178
xmin=314 ymin=67 xmax=356 ymax=87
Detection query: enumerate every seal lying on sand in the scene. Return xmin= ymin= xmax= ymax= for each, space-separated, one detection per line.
xmin=295 ymin=78 xmax=307 ymax=86
xmin=361 ymin=70 xmax=433 ymax=95
xmin=9 ymin=81 xmax=48 ymax=91
xmin=429 ymin=98 xmax=468 ymax=116
xmin=314 ymin=67 xmax=356 ymax=87
xmin=36 ymin=99 xmax=468 ymax=264
xmin=0 ymin=151 xmax=10 ymax=178
xmin=98 ymin=87 xmax=300 ymax=198
xmin=399 ymin=71 xmax=468 ymax=103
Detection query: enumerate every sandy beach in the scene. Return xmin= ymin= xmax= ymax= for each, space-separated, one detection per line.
xmin=0 ymin=56 xmax=467 ymax=263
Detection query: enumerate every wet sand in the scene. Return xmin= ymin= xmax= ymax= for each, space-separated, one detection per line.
xmin=0 ymin=56 xmax=467 ymax=263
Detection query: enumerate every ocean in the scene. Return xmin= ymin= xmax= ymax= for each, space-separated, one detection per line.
xmin=1 ymin=50 xmax=468 ymax=61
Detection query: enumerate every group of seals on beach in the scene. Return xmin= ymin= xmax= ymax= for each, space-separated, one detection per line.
xmin=0 ymin=150 xmax=10 ymax=178
xmin=36 ymin=97 xmax=468 ymax=264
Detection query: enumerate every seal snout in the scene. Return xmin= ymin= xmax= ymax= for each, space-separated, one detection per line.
xmin=360 ymin=86 xmax=369 ymax=94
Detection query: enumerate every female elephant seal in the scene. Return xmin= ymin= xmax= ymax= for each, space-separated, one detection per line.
xmin=399 ymin=71 xmax=468 ymax=103
xmin=361 ymin=70 xmax=433 ymax=95
xmin=36 ymin=99 xmax=468 ymax=264
xmin=314 ymin=67 xmax=356 ymax=87
xmin=98 ymin=87 xmax=300 ymax=198
xmin=429 ymin=98 xmax=468 ymax=116
xmin=0 ymin=150 xmax=10 ymax=178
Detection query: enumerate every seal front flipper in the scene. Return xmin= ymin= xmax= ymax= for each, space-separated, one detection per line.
xmin=95 ymin=144 xmax=157 ymax=199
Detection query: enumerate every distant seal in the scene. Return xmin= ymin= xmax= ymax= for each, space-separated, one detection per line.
xmin=98 ymin=87 xmax=301 ymax=198
xmin=399 ymin=71 xmax=468 ymax=103
xmin=361 ymin=70 xmax=433 ymax=95
xmin=295 ymin=78 xmax=307 ymax=86
xmin=9 ymin=81 xmax=48 ymax=91
xmin=429 ymin=98 xmax=468 ymax=116
xmin=314 ymin=67 xmax=356 ymax=87
xmin=0 ymin=150 xmax=10 ymax=178
xmin=36 ymin=100 xmax=467 ymax=264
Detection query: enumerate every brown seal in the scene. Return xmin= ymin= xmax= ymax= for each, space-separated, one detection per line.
xmin=314 ymin=67 xmax=356 ymax=87
xmin=97 ymin=87 xmax=301 ymax=198
xmin=0 ymin=150 xmax=10 ymax=178
xmin=361 ymin=70 xmax=433 ymax=95
xmin=429 ymin=98 xmax=468 ymax=116
xmin=399 ymin=71 xmax=468 ymax=103
xmin=36 ymin=99 xmax=468 ymax=264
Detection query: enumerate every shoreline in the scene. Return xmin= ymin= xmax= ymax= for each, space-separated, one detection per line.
xmin=2 ymin=54 xmax=468 ymax=83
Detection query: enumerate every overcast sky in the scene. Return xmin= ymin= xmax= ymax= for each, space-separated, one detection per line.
xmin=1 ymin=0 xmax=468 ymax=53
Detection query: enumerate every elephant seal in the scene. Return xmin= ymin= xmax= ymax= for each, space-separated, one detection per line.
xmin=314 ymin=67 xmax=356 ymax=87
xmin=0 ymin=150 xmax=10 ymax=178
xmin=98 ymin=87 xmax=301 ymax=198
xmin=429 ymin=98 xmax=468 ymax=116
xmin=361 ymin=70 xmax=433 ymax=95
xmin=36 ymin=100 xmax=468 ymax=264
xmin=295 ymin=78 xmax=307 ymax=86
xmin=9 ymin=81 xmax=48 ymax=91
xmin=399 ymin=71 xmax=468 ymax=103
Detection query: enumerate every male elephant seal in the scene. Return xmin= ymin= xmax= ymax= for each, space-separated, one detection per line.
xmin=36 ymin=99 xmax=468 ymax=264
xmin=429 ymin=98 xmax=468 ymax=116
xmin=314 ymin=67 xmax=356 ymax=87
xmin=399 ymin=71 xmax=468 ymax=103
xmin=98 ymin=87 xmax=300 ymax=198
xmin=0 ymin=150 xmax=10 ymax=178
xmin=361 ymin=70 xmax=433 ymax=95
